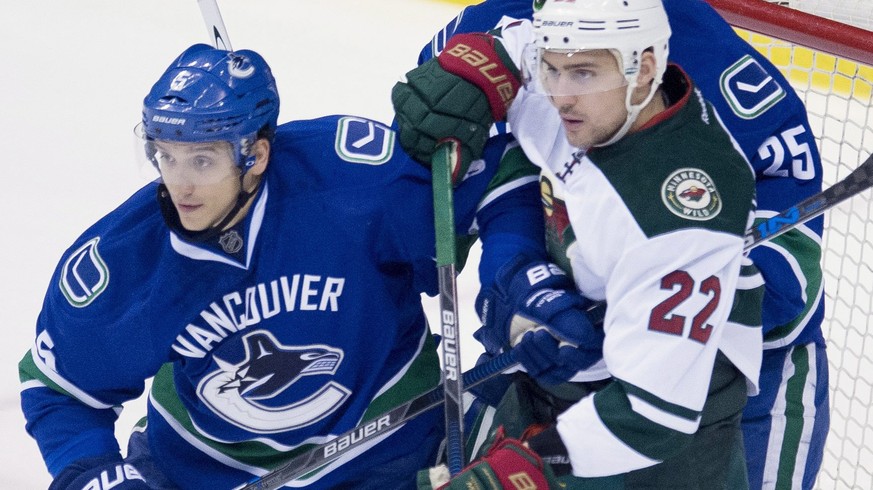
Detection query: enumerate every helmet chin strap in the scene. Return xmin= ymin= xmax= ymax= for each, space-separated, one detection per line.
xmin=595 ymin=76 xmax=661 ymax=148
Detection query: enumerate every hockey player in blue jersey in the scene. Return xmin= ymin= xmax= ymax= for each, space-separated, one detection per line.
xmin=18 ymin=44 xmax=547 ymax=489
xmin=395 ymin=0 xmax=828 ymax=488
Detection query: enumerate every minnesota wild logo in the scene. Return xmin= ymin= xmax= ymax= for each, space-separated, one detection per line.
xmin=661 ymin=168 xmax=722 ymax=221
xmin=533 ymin=0 xmax=546 ymax=11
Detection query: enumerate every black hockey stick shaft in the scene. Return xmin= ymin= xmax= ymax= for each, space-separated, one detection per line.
xmin=431 ymin=140 xmax=466 ymax=475
xmin=745 ymin=151 xmax=873 ymax=249
xmin=238 ymin=351 xmax=517 ymax=490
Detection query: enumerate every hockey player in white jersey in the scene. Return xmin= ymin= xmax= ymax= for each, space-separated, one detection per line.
xmin=406 ymin=1 xmax=831 ymax=488
xmin=19 ymin=44 xmax=547 ymax=489
xmin=394 ymin=0 xmax=765 ymax=487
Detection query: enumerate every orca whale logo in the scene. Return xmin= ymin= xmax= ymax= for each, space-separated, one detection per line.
xmin=198 ymin=330 xmax=350 ymax=433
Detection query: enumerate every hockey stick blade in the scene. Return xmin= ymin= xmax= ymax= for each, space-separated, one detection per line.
xmin=238 ymin=351 xmax=517 ymax=490
xmin=746 ymin=152 xmax=873 ymax=249
xmin=432 ymin=140 xmax=466 ymax=475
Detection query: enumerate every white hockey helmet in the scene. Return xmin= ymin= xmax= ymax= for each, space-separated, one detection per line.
xmin=527 ymin=0 xmax=672 ymax=145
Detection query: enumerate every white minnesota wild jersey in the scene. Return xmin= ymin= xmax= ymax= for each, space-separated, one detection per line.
xmin=512 ymin=66 xmax=764 ymax=475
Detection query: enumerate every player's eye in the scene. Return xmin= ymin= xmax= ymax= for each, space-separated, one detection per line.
xmin=570 ymin=69 xmax=595 ymax=82
xmin=192 ymin=155 xmax=214 ymax=170
xmin=154 ymin=151 xmax=176 ymax=167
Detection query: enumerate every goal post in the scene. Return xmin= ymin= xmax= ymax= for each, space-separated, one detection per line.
xmin=706 ymin=1 xmax=873 ymax=488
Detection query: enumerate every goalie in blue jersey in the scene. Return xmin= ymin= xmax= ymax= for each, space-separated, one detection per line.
xmin=19 ymin=43 xmax=546 ymax=489
xmin=396 ymin=0 xmax=828 ymax=489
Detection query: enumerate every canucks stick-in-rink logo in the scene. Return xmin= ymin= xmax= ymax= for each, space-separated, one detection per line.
xmin=199 ymin=330 xmax=350 ymax=433
xmin=719 ymin=55 xmax=785 ymax=119
xmin=662 ymin=168 xmax=722 ymax=221
xmin=60 ymin=237 xmax=109 ymax=307
xmin=335 ymin=116 xmax=394 ymax=165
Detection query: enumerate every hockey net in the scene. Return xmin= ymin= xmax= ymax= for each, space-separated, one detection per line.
xmin=707 ymin=0 xmax=873 ymax=488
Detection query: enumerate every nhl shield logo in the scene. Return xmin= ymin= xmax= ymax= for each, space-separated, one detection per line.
xmin=219 ymin=230 xmax=243 ymax=254
xmin=661 ymin=168 xmax=722 ymax=221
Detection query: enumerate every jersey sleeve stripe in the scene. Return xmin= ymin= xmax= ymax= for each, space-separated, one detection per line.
xmin=593 ymin=381 xmax=697 ymax=461
xmin=627 ymin=393 xmax=702 ymax=434
xmin=22 ymin=348 xmax=115 ymax=410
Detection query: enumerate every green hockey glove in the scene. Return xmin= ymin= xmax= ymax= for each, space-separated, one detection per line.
xmin=392 ymin=33 xmax=521 ymax=185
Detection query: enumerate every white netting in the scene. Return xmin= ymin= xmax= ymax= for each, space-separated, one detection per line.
xmin=772 ymin=0 xmax=873 ymax=30
xmin=746 ymin=1 xmax=873 ymax=488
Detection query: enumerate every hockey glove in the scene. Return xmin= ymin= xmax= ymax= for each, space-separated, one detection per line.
xmin=392 ymin=33 xmax=521 ymax=185
xmin=417 ymin=426 xmax=561 ymax=490
xmin=511 ymin=329 xmax=603 ymax=385
xmin=49 ymin=454 xmax=150 ymax=490
xmin=474 ymin=255 xmax=604 ymax=383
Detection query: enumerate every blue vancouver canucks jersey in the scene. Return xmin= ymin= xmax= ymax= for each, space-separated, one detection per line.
xmin=19 ymin=115 xmax=541 ymax=488
xmin=422 ymin=0 xmax=825 ymax=349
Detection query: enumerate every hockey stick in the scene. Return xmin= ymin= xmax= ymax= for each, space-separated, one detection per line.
xmin=197 ymin=0 xmax=233 ymax=51
xmin=431 ymin=140 xmax=466 ymax=476
xmin=238 ymin=350 xmax=518 ymax=490
xmin=745 ymin=152 xmax=873 ymax=249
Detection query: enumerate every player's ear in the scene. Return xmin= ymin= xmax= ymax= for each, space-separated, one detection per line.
xmin=248 ymin=138 xmax=271 ymax=176
xmin=629 ymin=50 xmax=658 ymax=106
xmin=241 ymin=138 xmax=270 ymax=193
xmin=637 ymin=50 xmax=658 ymax=87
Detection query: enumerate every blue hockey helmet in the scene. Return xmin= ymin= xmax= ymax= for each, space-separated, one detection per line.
xmin=140 ymin=44 xmax=280 ymax=172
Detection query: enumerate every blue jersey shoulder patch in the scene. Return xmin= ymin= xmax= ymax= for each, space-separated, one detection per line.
xmin=60 ymin=237 xmax=109 ymax=307
xmin=719 ymin=55 xmax=786 ymax=120
xmin=334 ymin=116 xmax=394 ymax=165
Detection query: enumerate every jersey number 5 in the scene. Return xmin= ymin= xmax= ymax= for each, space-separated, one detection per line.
xmin=648 ymin=270 xmax=721 ymax=344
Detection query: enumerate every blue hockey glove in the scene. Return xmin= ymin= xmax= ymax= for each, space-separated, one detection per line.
xmin=49 ymin=455 xmax=151 ymax=490
xmin=475 ymin=255 xmax=604 ymax=351
xmin=475 ymin=255 xmax=604 ymax=385
xmin=392 ymin=33 xmax=520 ymax=184
xmin=512 ymin=329 xmax=602 ymax=385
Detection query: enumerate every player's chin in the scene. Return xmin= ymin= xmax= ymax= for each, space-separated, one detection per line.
xmin=564 ymin=130 xmax=593 ymax=149
xmin=177 ymin=214 xmax=210 ymax=232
